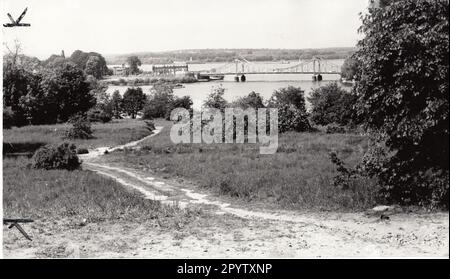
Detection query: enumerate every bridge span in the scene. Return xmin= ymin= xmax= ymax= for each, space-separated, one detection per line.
xmin=196 ymin=57 xmax=342 ymax=81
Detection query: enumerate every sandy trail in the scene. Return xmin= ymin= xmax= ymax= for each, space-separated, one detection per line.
xmin=78 ymin=126 xmax=450 ymax=257
xmin=5 ymin=127 xmax=448 ymax=258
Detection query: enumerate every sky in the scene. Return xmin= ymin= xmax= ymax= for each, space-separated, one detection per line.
xmin=1 ymin=0 xmax=368 ymax=60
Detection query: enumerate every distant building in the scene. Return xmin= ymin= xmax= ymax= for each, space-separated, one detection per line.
xmin=112 ymin=64 xmax=130 ymax=76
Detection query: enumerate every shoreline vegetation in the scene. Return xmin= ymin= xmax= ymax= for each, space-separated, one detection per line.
xmin=104 ymin=75 xmax=197 ymax=86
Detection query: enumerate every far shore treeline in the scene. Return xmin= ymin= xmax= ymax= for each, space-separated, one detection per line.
xmin=105 ymin=47 xmax=356 ymax=64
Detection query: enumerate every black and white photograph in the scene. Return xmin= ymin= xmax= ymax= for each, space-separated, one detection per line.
xmin=1 ymin=0 xmax=449 ymax=262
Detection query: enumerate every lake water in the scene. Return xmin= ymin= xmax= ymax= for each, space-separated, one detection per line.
xmin=106 ymin=60 xmax=347 ymax=110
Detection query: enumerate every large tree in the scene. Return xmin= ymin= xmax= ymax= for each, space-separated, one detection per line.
xmin=122 ymin=87 xmax=146 ymax=118
xmin=126 ymin=56 xmax=142 ymax=75
xmin=85 ymin=56 xmax=104 ymax=79
xmin=39 ymin=63 xmax=96 ymax=123
xmin=69 ymin=50 xmax=108 ymax=77
xmin=3 ymin=61 xmax=96 ymax=125
xmin=354 ymin=0 xmax=449 ymax=207
xmin=110 ymin=90 xmax=123 ymax=118
xmin=143 ymin=84 xmax=175 ymax=119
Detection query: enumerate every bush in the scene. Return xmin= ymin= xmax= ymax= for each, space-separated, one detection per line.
xmin=277 ymin=104 xmax=311 ymax=133
xmin=231 ymin=91 xmax=265 ymax=109
xmin=87 ymin=108 xmax=112 ymax=123
xmin=308 ymin=82 xmax=357 ymax=127
xmin=329 ymin=151 xmax=379 ymax=195
xmin=341 ymin=57 xmax=359 ymax=80
xmin=3 ymin=107 xmax=14 ymax=129
xmin=203 ymin=85 xmax=228 ymax=110
xmin=143 ymin=85 xmax=192 ymax=120
xmin=66 ymin=115 xmax=93 ymax=139
xmin=32 ymin=142 xmax=81 ymax=170
xmin=268 ymin=86 xmax=311 ymax=133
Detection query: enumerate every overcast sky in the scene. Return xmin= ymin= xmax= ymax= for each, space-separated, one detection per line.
xmin=1 ymin=0 xmax=368 ymax=60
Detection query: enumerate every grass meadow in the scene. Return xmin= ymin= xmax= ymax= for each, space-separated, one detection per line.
xmin=3 ymin=119 xmax=152 ymax=154
xmin=3 ymin=157 xmax=184 ymax=222
xmin=106 ymin=120 xmax=379 ymax=211
xmin=2 ymin=119 xmax=192 ymax=226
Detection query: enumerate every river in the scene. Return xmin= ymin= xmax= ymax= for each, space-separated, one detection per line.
xmin=106 ymin=60 xmax=348 ymax=110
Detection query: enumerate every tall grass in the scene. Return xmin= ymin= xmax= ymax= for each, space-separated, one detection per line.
xmin=106 ymin=121 xmax=378 ymax=211
xmin=3 ymin=157 xmax=183 ymax=222
xmin=3 ymin=119 xmax=152 ymax=153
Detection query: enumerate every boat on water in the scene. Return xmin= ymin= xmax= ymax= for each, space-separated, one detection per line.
xmin=209 ymin=74 xmax=225 ymax=81
xmin=195 ymin=73 xmax=225 ymax=82
xmin=170 ymin=83 xmax=185 ymax=89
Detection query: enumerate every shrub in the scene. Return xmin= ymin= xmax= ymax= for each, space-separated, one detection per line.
xmin=32 ymin=142 xmax=81 ymax=170
xmin=277 ymin=104 xmax=311 ymax=133
xmin=143 ymin=85 xmax=175 ymax=119
xmin=171 ymin=96 xmax=193 ymax=115
xmin=308 ymin=82 xmax=357 ymax=127
xmin=3 ymin=107 xmax=14 ymax=129
xmin=66 ymin=115 xmax=93 ymax=139
xmin=231 ymin=91 xmax=265 ymax=109
xmin=341 ymin=57 xmax=359 ymax=80
xmin=203 ymin=85 xmax=228 ymax=110
xmin=268 ymin=86 xmax=311 ymax=133
xmin=329 ymin=151 xmax=378 ymax=197
xmin=87 ymin=108 xmax=112 ymax=123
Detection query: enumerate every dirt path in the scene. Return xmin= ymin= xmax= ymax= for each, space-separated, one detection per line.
xmin=78 ymin=127 xmax=450 ymax=258
xmin=5 ymin=127 xmax=448 ymax=258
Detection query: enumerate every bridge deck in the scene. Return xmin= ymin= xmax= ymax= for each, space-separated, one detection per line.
xmin=199 ymin=71 xmax=341 ymax=75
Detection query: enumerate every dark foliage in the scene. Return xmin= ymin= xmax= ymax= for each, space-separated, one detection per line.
xmin=308 ymin=82 xmax=357 ymax=127
xmin=87 ymin=108 xmax=112 ymax=123
xmin=66 ymin=115 xmax=93 ymax=139
xmin=354 ymin=0 xmax=449 ymax=208
xmin=122 ymin=87 xmax=147 ymax=119
xmin=268 ymin=86 xmax=311 ymax=133
xmin=32 ymin=142 xmax=81 ymax=170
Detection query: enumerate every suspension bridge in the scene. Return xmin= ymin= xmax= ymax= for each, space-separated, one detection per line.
xmin=194 ymin=56 xmax=342 ymax=81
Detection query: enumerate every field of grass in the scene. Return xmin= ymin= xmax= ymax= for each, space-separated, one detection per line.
xmin=105 ymin=120 xmax=378 ymax=211
xmin=3 ymin=119 xmax=152 ymax=154
xmin=3 ymin=119 xmax=190 ymax=228
xmin=3 ymin=156 xmax=193 ymax=226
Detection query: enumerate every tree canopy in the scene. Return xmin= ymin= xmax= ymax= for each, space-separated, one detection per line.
xmin=354 ymin=0 xmax=449 ymax=207
xmin=126 ymin=56 xmax=142 ymax=75
xmin=122 ymin=87 xmax=147 ymax=119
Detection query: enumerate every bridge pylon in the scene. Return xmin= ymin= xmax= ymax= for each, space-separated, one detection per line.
xmin=234 ymin=58 xmax=247 ymax=82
